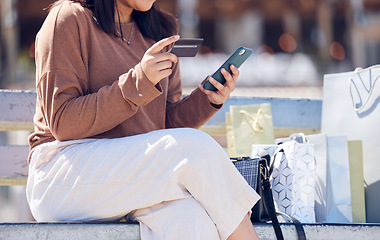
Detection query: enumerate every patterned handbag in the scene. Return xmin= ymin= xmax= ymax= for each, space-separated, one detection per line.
xmin=232 ymin=156 xmax=284 ymax=240
xmin=232 ymin=156 xmax=307 ymax=240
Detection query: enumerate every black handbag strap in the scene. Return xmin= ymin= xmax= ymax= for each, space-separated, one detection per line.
xmin=276 ymin=212 xmax=307 ymax=240
xmin=261 ymin=155 xmax=307 ymax=240
xmin=261 ymin=171 xmax=284 ymax=240
xmin=233 ymin=156 xmax=307 ymax=240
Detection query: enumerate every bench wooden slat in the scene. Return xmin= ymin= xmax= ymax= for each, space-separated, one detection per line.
xmin=201 ymin=97 xmax=322 ymax=147
xmin=0 ymin=177 xmax=27 ymax=186
xmin=0 ymin=90 xmax=323 ymax=132
xmin=0 ymin=90 xmax=36 ymax=131
xmin=0 ymin=145 xmax=29 ymax=186
xmin=203 ymin=97 xmax=322 ymax=129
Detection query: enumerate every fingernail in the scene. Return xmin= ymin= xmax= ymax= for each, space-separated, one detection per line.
xmin=174 ymin=35 xmax=180 ymax=39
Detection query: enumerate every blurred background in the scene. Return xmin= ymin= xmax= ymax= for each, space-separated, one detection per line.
xmin=2 ymin=0 xmax=380 ymax=96
xmin=1 ymin=0 xmax=380 ymax=221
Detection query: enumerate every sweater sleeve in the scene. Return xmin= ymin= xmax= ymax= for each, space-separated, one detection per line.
xmin=165 ymin=61 xmax=221 ymax=129
xmin=35 ymin=2 xmax=161 ymax=141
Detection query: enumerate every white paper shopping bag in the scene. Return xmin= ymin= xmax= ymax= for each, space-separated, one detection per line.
xmin=277 ymin=133 xmax=327 ymax=223
xmin=322 ymin=65 xmax=380 ymax=222
xmin=277 ymin=134 xmax=353 ymax=223
xmin=325 ymin=136 xmax=353 ymax=223
xmin=277 ymin=140 xmax=316 ymax=223
xmin=252 ymin=141 xmax=316 ymax=223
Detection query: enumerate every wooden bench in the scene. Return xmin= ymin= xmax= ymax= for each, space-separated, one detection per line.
xmin=1 ymin=89 xmax=380 ymax=240
xmin=0 ymin=89 xmax=323 ymax=186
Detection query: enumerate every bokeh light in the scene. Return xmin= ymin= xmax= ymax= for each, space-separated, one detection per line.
xmin=330 ymin=41 xmax=345 ymax=60
xmin=279 ymin=33 xmax=297 ymax=53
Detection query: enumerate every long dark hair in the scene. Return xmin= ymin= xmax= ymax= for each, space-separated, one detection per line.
xmin=48 ymin=0 xmax=178 ymax=42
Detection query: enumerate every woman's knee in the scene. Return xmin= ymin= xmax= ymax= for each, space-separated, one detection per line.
xmin=168 ymin=128 xmax=222 ymax=152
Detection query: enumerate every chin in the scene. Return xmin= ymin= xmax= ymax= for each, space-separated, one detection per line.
xmin=138 ymin=0 xmax=156 ymax=12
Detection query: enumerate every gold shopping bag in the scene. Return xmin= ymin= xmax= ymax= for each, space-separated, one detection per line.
xmin=348 ymin=140 xmax=366 ymax=223
xmin=227 ymin=103 xmax=275 ymax=157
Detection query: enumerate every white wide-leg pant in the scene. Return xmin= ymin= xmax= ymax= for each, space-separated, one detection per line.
xmin=26 ymin=128 xmax=260 ymax=240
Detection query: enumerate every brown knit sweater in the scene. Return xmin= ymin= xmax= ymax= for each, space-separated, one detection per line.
xmin=28 ymin=1 xmax=220 ymax=156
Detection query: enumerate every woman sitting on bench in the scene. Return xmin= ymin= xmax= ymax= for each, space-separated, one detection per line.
xmin=26 ymin=0 xmax=260 ymax=239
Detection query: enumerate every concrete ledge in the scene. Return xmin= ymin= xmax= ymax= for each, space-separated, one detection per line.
xmin=0 ymin=222 xmax=141 ymax=240
xmin=1 ymin=222 xmax=380 ymax=240
xmin=255 ymin=223 xmax=380 ymax=240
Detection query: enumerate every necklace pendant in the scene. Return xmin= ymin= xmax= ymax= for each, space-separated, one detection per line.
xmin=116 ymin=24 xmax=133 ymax=46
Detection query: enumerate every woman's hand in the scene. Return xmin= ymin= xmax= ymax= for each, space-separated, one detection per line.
xmin=198 ymin=65 xmax=239 ymax=105
xmin=141 ymin=35 xmax=180 ymax=85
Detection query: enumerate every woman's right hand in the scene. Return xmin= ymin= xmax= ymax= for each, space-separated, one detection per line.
xmin=141 ymin=35 xmax=180 ymax=85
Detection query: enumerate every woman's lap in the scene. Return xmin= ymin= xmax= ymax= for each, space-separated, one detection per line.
xmin=26 ymin=128 xmax=260 ymax=239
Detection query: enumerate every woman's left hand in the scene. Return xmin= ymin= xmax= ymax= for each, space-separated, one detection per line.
xmin=198 ymin=64 xmax=239 ymax=105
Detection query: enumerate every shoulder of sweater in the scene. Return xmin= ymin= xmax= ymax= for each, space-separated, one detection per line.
xmin=37 ymin=1 xmax=96 ymax=47
xmin=35 ymin=1 xmax=94 ymax=81
xmin=46 ymin=1 xmax=93 ymax=30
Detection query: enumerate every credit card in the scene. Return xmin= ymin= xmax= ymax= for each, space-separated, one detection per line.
xmin=170 ymin=38 xmax=203 ymax=57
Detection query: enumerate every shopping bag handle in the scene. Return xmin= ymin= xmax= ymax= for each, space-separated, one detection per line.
xmin=349 ymin=65 xmax=380 ymax=113
xmin=289 ymin=133 xmax=309 ymax=143
xmin=267 ymin=135 xmax=307 ymax=176
xmin=240 ymin=109 xmax=263 ymax=133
